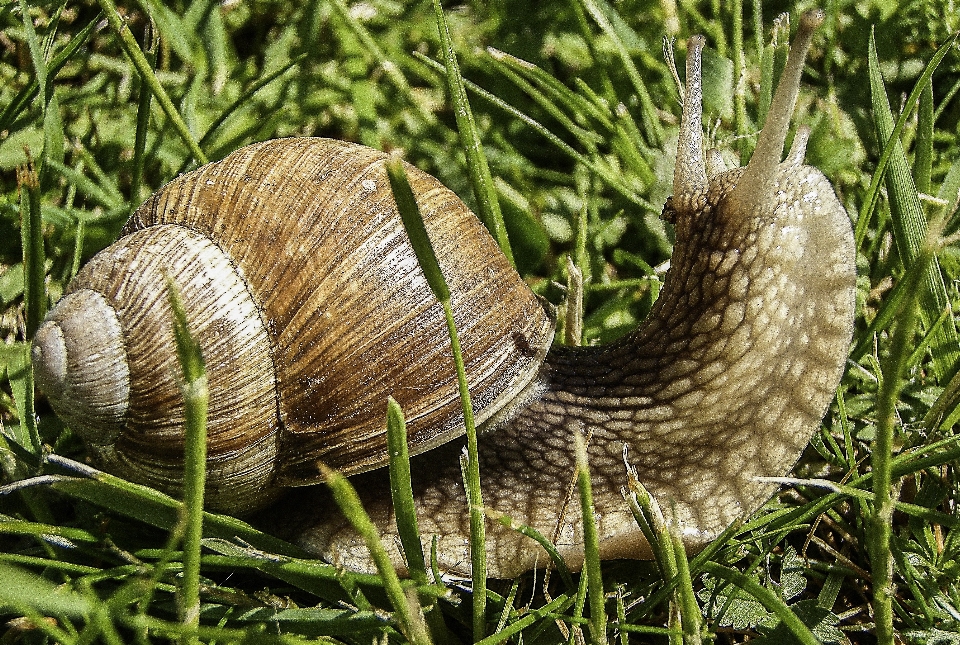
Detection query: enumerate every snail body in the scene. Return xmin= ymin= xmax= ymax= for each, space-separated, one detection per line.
xmin=33 ymin=12 xmax=855 ymax=578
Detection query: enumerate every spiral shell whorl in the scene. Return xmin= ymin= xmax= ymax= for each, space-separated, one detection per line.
xmin=32 ymin=290 xmax=130 ymax=446
xmin=41 ymin=225 xmax=282 ymax=512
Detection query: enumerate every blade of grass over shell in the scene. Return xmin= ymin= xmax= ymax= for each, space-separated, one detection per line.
xmin=432 ymin=0 xmax=514 ymax=268
xmin=320 ymin=465 xmax=431 ymax=645
xmin=94 ymin=0 xmax=208 ymax=166
xmin=165 ymin=278 xmax=208 ymax=644
xmin=386 ymin=152 xmax=486 ymax=640
xmin=574 ymin=432 xmax=608 ymax=645
xmin=40 ymin=454 xmax=319 ymax=559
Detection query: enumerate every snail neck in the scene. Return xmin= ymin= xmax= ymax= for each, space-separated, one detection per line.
xmin=502 ymin=164 xmax=854 ymax=547
xmin=538 ymin=165 xmax=853 ymax=432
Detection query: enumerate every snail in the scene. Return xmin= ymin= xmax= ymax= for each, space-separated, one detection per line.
xmin=32 ymin=10 xmax=855 ymax=579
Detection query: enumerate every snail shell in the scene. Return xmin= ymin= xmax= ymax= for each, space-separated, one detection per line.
xmin=31 ymin=138 xmax=554 ymax=513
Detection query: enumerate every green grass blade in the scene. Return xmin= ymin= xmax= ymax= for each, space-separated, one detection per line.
xmin=867 ymin=29 xmax=959 ymax=381
xmin=386 ymin=154 xmax=449 ymax=303
xmin=855 ymin=32 xmax=957 ymax=250
xmin=574 ymin=432 xmax=608 ymax=645
xmin=197 ymin=54 xmax=307 ymax=151
xmin=414 ymin=52 xmax=655 ymax=212
xmin=700 ymin=562 xmax=820 ymax=645
xmin=320 ymin=465 xmax=431 ymax=645
xmin=387 ymin=152 xmax=486 ymax=639
xmin=386 ymin=398 xmax=428 ymax=583
xmin=15 ymin=165 xmax=42 ymax=459
xmin=579 ymin=0 xmax=663 ymax=146
xmin=937 ymin=157 xmax=960 ymax=234
xmin=385 ymin=399 xmax=449 ymax=644
xmin=131 ymin=21 xmax=158 ymax=207
xmin=0 ymin=561 xmax=93 ymax=619
xmin=140 ymin=0 xmax=197 ymax=64
xmin=670 ymin=532 xmax=702 ymax=645
xmin=5 ymin=345 xmax=39 ymax=459
xmin=849 ymin=238 xmax=933 ymax=362
xmin=869 ymin=233 xmax=936 ymax=645
xmin=486 ymin=508 xmax=575 ymax=589
xmin=45 ymin=159 xmax=124 ymax=211
xmin=165 ymin=279 xmax=208 ymax=644
xmin=486 ymin=48 xmax=607 ymax=150
xmin=328 ymin=0 xmax=434 ymax=125
xmin=473 ymin=594 xmax=574 ymax=645
xmin=19 ymin=0 xmax=65 ymax=173
xmin=17 ymin=165 xmax=45 ymax=343
xmin=94 ymin=0 xmax=208 ymax=166
xmin=916 ymin=78 xmax=933 ymax=195
xmin=730 ymin=0 xmax=747 ymax=163
xmin=623 ymin=469 xmax=682 ymax=644
xmin=0 ymin=13 xmax=100 ymax=132
xmin=432 ymin=0 xmax=514 ymax=267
